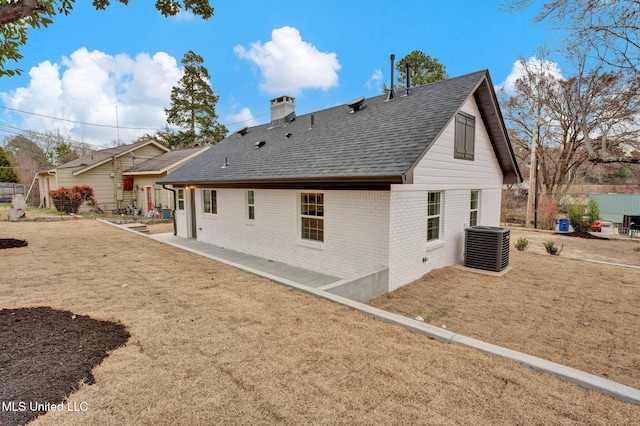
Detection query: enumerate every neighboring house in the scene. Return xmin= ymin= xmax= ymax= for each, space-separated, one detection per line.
xmin=589 ymin=193 xmax=640 ymax=231
xmin=39 ymin=140 xmax=169 ymax=212
xmin=159 ymin=70 xmax=522 ymax=294
xmin=123 ymin=146 xmax=210 ymax=216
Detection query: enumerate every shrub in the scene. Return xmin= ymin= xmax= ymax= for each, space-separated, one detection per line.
xmin=514 ymin=237 xmax=530 ymax=251
xmin=50 ymin=185 xmax=97 ymax=214
xmin=568 ymin=199 xmax=600 ymax=233
xmin=544 ymin=241 xmax=563 ymax=255
xmin=586 ymin=198 xmax=600 ymax=225
xmin=537 ymin=195 xmax=559 ymax=230
xmin=568 ymin=204 xmax=587 ymax=232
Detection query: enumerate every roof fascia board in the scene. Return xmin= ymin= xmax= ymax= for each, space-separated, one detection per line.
xmin=159 ymin=175 xmax=402 ymax=188
xmin=477 ymin=74 xmax=523 ymax=183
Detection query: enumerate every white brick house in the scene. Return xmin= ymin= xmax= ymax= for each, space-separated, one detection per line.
xmin=160 ymin=70 xmax=522 ymax=295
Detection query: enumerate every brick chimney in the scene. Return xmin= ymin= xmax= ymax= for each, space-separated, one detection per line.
xmin=270 ymin=96 xmax=295 ymax=126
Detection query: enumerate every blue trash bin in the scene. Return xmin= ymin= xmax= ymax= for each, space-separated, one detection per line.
xmin=161 ymin=208 xmax=172 ymax=219
xmin=558 ymin=218 xmax=569 ymax=232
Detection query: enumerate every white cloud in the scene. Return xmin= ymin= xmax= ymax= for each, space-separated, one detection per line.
xmin=1 ymin=48 xmax=183 ymax=147
xmin=497 ymin=56 xmax=564 ymax=95
xmin=225 ymin=107 xmax=257 ymax=130
xmin=365 ymin=68 xmax=383 ymax=91
xmin=234 ymin=26 xmax=341 ymax=96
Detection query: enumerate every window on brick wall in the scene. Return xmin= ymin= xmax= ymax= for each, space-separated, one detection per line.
xmin=177 ymin=189 xmax=185 ymax=210
xmin=301 ymin=192 xmax=324 ymax=242
xmin=470 ymin=190 xmax=479 ymax=226
xmin=203 ymin=189 xmax=217 ymax=214
xmin=247 ymin=190 xmax=255 ymax=220
xmin=427 ymin=192 xmax=442 ymax=242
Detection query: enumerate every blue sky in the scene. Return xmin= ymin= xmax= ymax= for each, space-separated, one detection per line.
xmin=0 ymin=1 xmax=561 ymax=147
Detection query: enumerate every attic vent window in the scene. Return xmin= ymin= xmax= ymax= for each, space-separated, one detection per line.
xmin=255 ymin=141 xmax=266 ymax=148
xmin=347 ymin=96 xmax=366 ymax=113
xmin=237 ymin=126 xmax=248 ymax=137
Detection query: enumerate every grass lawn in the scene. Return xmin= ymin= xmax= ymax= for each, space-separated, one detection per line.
xmin=1 ymin=221 xmax=639 ymax=425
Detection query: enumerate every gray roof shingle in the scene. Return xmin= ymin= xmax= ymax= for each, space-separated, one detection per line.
xmin=124 ymin=146 xmax=208 ymax=174
xmin=159 ymin=70 xmax=521 ymax=186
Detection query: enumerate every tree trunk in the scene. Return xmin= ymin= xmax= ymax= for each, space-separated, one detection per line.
xmin=0 ymin=1 xmax=46 ymax=27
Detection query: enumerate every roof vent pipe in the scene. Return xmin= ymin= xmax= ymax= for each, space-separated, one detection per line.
xmin=386 ymin=54 xmax=396 ymax=101
xmin=405 ymin=62 xmax=411 ymax=96
xmin=310 ymin=114 xmax=315 ymax=129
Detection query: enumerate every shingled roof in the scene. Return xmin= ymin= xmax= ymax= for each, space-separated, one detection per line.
xmin=124 ymin=146 xmax=209 ymax=175
xmin=159 ymin=70 xmax=521 ymax=187
xmin=58 ymin=139 xmax=169 ymax=175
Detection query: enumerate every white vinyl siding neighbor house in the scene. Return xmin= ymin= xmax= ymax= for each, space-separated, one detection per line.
xmin=38 ymin=140 xmax=169 ymax=212
xmin=160 ymin=70 xmax=522 ymax=296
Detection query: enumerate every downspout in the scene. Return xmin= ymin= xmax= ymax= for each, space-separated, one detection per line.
xmin=162 ymin=184 xmax=177 ymax=236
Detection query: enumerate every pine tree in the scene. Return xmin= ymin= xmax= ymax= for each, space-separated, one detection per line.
xmin=384 ymin=50 xmax=448 ymax=93
xmin=165 ymin=51 xmax=228 ymax=148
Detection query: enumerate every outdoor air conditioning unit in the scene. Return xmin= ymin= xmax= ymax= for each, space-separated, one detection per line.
xmin=464 ymin=226 xmax=510 ymax=272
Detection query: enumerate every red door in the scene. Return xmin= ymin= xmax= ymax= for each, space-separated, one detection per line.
xmin=146 ymin=186 xmax=152 ymax=213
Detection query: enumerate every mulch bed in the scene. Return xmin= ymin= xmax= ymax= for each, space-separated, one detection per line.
xmin=553 ymin=231 xmax=610 ymax=240
xmin=0 ymin=307 xmax=129 ymax=426
xmin=0 ymin=239 xmax=28 ymax=249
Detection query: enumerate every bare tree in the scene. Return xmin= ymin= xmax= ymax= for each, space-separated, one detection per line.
xmin=499 ymin=54 xmax=640 ymax=200
xmin=499 ymin=0 xmax=640 ymax=76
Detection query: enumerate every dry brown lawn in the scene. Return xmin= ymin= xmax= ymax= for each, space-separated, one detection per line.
xmin=2 ymin=220 xmax=640 ymax=425
xmin=371 ymin=228 xmax=640 ymax=391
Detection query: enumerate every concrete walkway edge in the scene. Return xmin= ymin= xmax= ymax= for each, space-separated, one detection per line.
xmin=102 ymin=220 xmax=640 ymax=405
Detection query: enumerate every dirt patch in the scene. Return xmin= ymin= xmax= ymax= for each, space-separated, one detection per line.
xmin=370 ymin=228 xmax=640 ymax=390
xmin=0 ymin=239 xmax=28 ymax=249
xmin=2 ymin=221 xmax=640 ymax=424
xmin=0 ymin=307 xmax=129 ymax=426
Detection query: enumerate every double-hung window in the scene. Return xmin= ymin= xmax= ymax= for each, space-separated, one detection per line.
xmin=427 ymin=192 xmax=442 ymax=242
xmin=247 ymin=191 xmax=255 ymax=220
xmin=177 ymin=189 xmax=185 ymax=210
xmin=202 ymin=189 xmax=217 ymax=214
xmin=301 ymin=193 xmax=324 ymax=242
xmin=470 ymin=190 xmax=479 ymax=226
xmin=455 ymin=112 xmax=475 ymax=160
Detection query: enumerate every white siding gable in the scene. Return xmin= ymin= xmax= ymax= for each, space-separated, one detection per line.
xmin=412 ymin=96 xmax=503 ymax=189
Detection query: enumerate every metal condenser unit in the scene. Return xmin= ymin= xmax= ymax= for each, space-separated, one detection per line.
xmin=464 ymin=226 xmax=510 ymax=272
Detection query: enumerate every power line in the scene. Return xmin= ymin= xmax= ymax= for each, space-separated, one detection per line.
xmin=0 ymin=104 xmax=269 ymax=130
xmin=0 ymin=105 xmax=158 ymax=131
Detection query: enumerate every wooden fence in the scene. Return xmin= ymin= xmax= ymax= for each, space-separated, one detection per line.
xmin=0 ymin=182 xmax=39 ymax=205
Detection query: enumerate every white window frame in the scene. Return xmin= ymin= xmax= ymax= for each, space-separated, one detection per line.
xmin=300 ymin=192 xmax=324 ymax=243
xmin=427 ymin=191 xmax=442 ymax=243
xmin=247 ymin=190 xmax=255 ymax=221
xmin=177 ymin=189 xmax=185 ymax=211
xmin=202 ymin=189 xmax=217 ymax=215
xmin=470 ymin=190 xmax=479 ymax=227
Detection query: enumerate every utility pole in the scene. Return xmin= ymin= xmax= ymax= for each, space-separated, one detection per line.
xmin=115 ymin=105 xmax=121 ymax=146
xmin=525 ymin=108 xmax=539 ymax=228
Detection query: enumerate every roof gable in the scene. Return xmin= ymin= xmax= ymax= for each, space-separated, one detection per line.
xmin=160 ymin=70 xmax=521 ymax=186
xmin=58 ymin=140 xmax=169 ymax=175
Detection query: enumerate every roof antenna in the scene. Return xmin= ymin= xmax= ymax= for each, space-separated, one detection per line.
xmin=386 ymin=54 xmax=396 ymax=101
xmin=405 ymin=61 xmax=411 ymax=96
